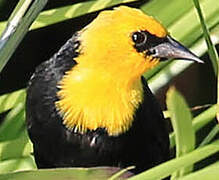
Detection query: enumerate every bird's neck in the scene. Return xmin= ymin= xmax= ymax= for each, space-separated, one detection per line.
xmin=55 ymin=66 xmax=144 ymax=136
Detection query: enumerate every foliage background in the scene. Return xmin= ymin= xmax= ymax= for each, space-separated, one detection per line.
xmin=0 ymin=0 xmax=218 ymax=179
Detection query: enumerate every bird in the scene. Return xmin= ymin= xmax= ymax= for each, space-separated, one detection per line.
xmin=26 ymin=6 xmax=203 ymax=174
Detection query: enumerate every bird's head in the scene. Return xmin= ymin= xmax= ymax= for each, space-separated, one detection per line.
xmin=56 ymin=6 xmax=203 ymax=135
xmin=75 ymin=6 xmax=202 ymax=84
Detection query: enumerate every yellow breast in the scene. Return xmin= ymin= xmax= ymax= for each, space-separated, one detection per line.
xmin=55 ymin=66 xmax=143 ymax=136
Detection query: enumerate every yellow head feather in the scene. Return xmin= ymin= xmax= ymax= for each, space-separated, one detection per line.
xmin=56 ymin=6 xmax=167 ymax=136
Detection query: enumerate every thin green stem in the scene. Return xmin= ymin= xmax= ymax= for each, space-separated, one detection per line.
xmin=0 ymin=0 xmax=48 ymax=72
xmin=199 ymin=124 xmax=219 ymax=147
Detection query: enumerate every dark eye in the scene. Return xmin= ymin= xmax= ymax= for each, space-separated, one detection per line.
xmin=132 ymin=31 xmax=147 ymax=45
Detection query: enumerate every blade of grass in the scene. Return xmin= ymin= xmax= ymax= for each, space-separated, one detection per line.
xmin=168 ymin=0 xmax=218 ymax=45
xmin=129 ymin=140 xmax=219 ymax=180
xmin=28 ymin=0 xmax=137 ymax=31
xmin=193 ymin=0 xmax=218 ymax=75
xmin=199 ymin=124 xmax=219 ymax=147
xmin=170 ymin=104 xmax=217 ymax=148
xmin=141 ymin=0 xmax=202 ymax=27
xmin=0 ymin=166 xmax=131 ymax=180
xmin=0 ymin=21 xmax=6 ymax=35
xmin=192 ymin=0 xmax=219 ymax=130
xmin=166 ymin=87 xmax=195 ymax=179
xmin=0 ymin=0 xmax=48 ymax=72
xmin=0 ymin=156 xmax=36 ymax=174
xmin=0 ymin=0 xmax=32 ymax=39
xmin=0 ymin=103 xmax=25 ymax=141
xmin=0 ymin=131 xmax=32 ymax=161
xmin=0 ymin=89 xmax=26 ymax=114
xmin=177 ymin=161 xmax=219 ymax=180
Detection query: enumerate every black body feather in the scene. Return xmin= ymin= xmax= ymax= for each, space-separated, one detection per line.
xmin=26 ymin=35 xmax=169 ymax=174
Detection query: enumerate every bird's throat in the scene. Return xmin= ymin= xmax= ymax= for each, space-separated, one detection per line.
xmin=55 ymin=66 xmax=144 ymax=136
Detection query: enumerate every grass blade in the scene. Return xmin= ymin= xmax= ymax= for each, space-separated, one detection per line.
xmin=0 ymin=156 xmax=36 ymax=174
xmin=26 ymin=0 xmax=137 ymax=31
xmin=0 ymin=0 xmax=48 ymax=72
xmin=170 ymin=104 xmax=217 ymax=148
xmin=0 ymin=166 xmax=133 ymax=180
xmin=0 ymin=103 xmax=25 ymax=141
xmin=0 ymin=89 xmax=26 ymax=114
xmin=0 ymin=132 xmax=32 ymax=161
xmin=199 ymin=124 xmax=219 ymax=147
xmin=178 ymin=161 xmax=219 ymax=180
xmin=166 ymin=87 xmax=195 ymax=178
xmin=192 ymin=0 xmax=218 ymax=75
xmin=192 ymin=0 xmax=219 ymax=134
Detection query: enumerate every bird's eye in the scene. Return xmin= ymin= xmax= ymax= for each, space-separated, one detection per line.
xmin=132 ymin=31 xmax=147 ymax=45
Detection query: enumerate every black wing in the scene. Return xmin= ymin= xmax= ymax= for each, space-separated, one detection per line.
xmin=26 ymin=36 xmax=78 ymax=167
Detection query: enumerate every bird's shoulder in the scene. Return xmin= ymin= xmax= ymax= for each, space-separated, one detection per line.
xmin=28 ymin=34 xmax=79 ymax=87
xmin=26 ymin=34 xmax=79 ymax=132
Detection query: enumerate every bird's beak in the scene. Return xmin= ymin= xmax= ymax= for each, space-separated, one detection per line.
xmin=149 ymin=35 xmax=203 ymax=63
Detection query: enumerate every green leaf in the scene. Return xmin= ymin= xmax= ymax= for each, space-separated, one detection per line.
xmin=0 ymin=0 xmax=138 ymax=34
xmin=199 ymin=124 xmax=219 ymax=147
xmin=0 ymin=21 xmax=6 ymax=35
xmin=0 ymin=156 xmax=36 ymax=174
xmin=178 ymin=161 xmax=219 ymax=180
xmin=141 ymin=0 xmax=198 ymax=27
xmin=192 ymin=0 xmax=219 ymax=132
xmin=193 ymin=0 xmax=219 ymax=75
xmin=0 ymin=102 xmax=25 ymax=141
xmin=30 ymin=0 xmax=137 ymax=30
xmin=170 ymin=104 xmax=217 ymax=148
xmin=166 ymin=87 xmax=195 ymax=178
xmin=0 ymin=167 xmax=133 ymax=180
xmin=0 ymin=89 xmax=26 ymax=114
xmin=0 ymin=132 xmax=32 ymax=161
xmin=0 ymin=0 xmax=48 ymax=72
xmin=129 ymin=140 xmax=219 ymax=180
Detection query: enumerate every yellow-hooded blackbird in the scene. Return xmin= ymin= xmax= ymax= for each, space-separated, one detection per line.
xmin=26 ymin=6 xmax=202 ymax=174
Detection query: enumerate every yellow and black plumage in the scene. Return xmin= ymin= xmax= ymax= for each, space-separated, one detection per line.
xmin=26 ymin=6 xmax=202 ymax=173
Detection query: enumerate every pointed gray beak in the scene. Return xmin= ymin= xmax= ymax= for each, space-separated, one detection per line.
xmin=149 ymin=35 xmax=203 ymax=63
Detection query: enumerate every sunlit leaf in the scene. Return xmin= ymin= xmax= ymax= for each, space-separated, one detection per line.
xmin=30 ymin=0 xmax=138 ymax=30
xmin=0 ymin=89 xmax=26 ymax=114
xmin=0 ymin=103 xmax=25 ymax=141
xmin=0 ymin=167 xmax=133 ymax=180
xmin=0 ymin=156 xmax=36 ymax=174
xmin=178 ymin=161 xmax=219 ymax=180
xmin=170 ymin=104 xmax=217 ymax=148
xmin=166 ymin=87 xmax=195 ymax=178
xmin=0 ymin=132 xmax=32 ymax=161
